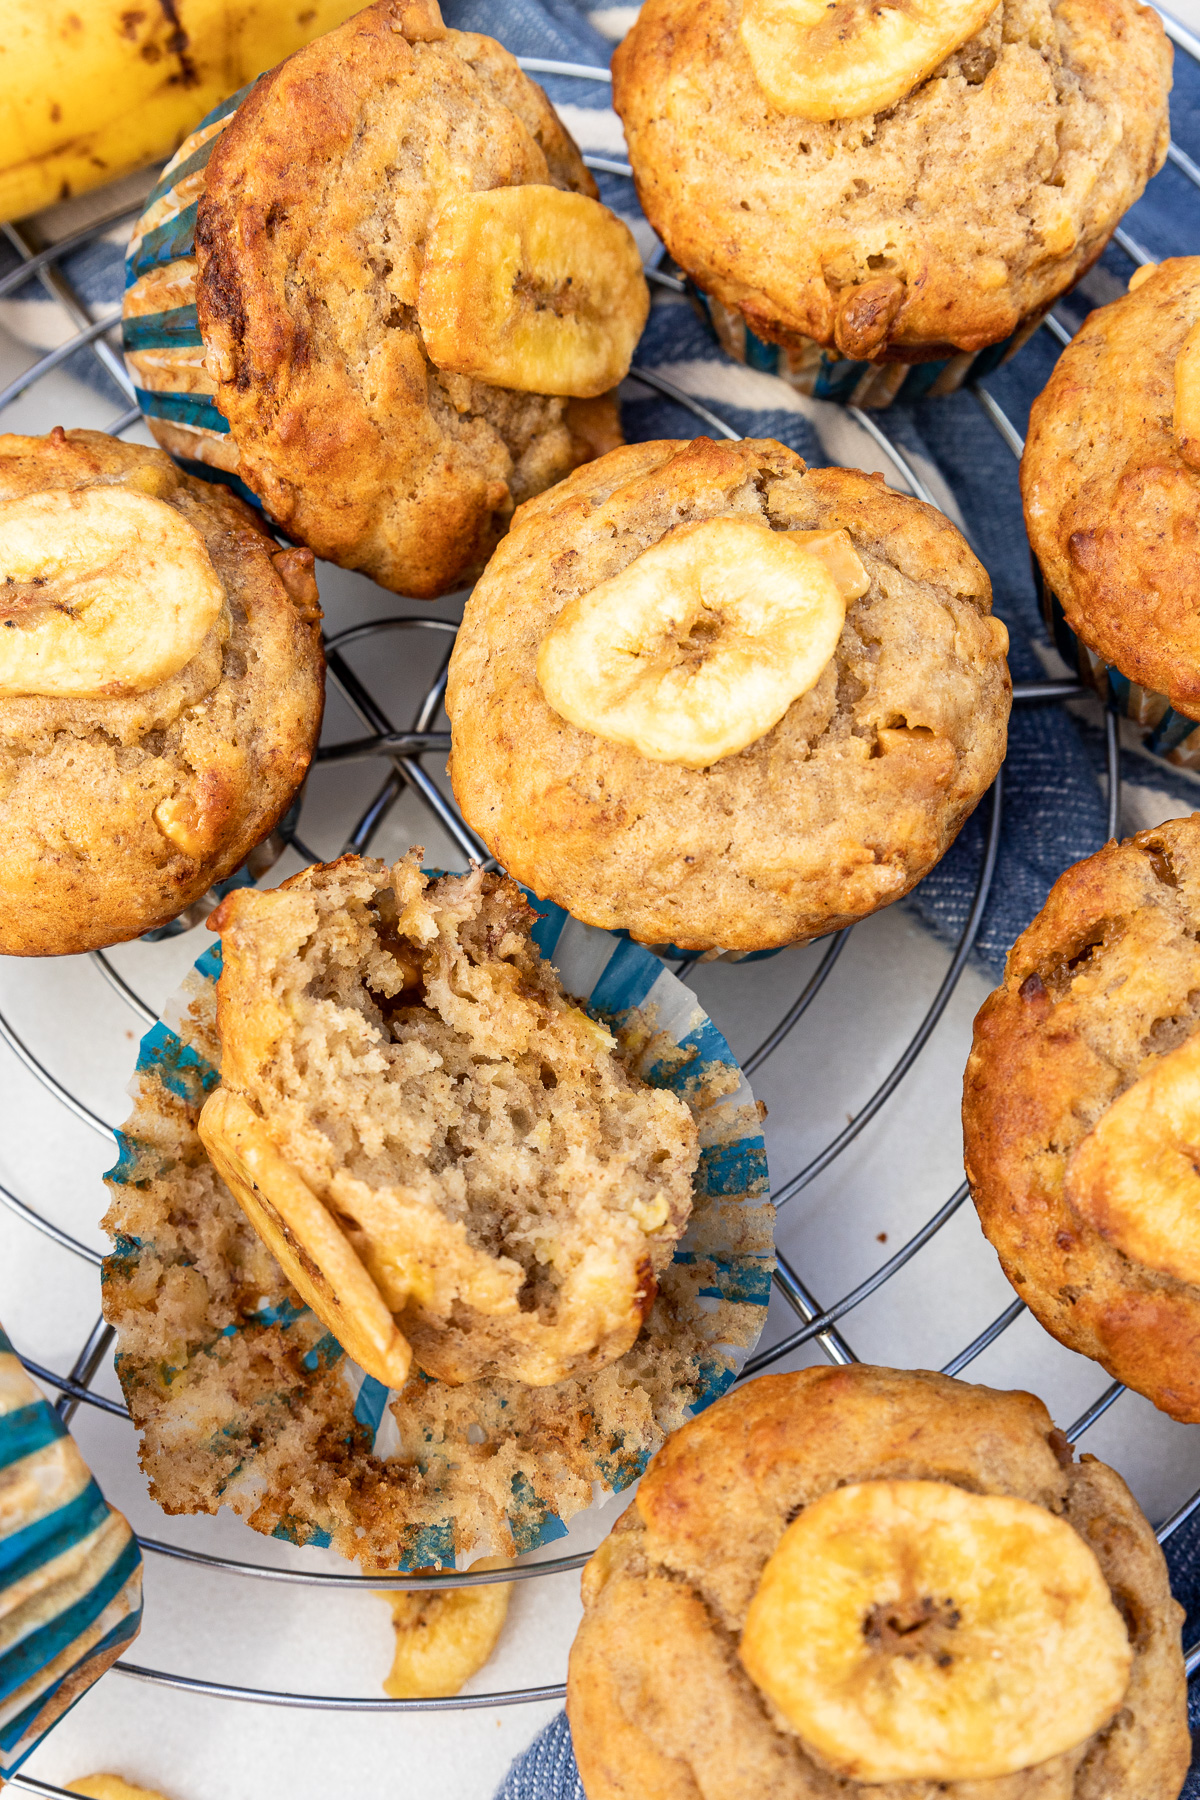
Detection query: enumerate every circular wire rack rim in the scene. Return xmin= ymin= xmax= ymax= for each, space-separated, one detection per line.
xmin=2 ymin=44 xmax=1199 ymax=1725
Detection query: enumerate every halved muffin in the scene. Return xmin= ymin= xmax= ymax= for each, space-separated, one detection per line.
xmin=198 ymin=852 xmax=698 ymax=1386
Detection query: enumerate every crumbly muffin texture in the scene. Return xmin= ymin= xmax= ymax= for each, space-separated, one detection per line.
xmin=567 ymin=1366 xmax=1190 ymax=1800
xmin=101 ymin=896 xmax=771 ymax=1568
xmin=195 ymin=0 xmax=619 ymax=598
xmin=447 ymin=437 xmax=1011 ymax=953
xmin=0 ymin=429 xmax=323 ymax=956
xmin=963 ymin=815 xmax=1200 ymax=1422
xmin=613 ymin=0 xmax=1170 ymax=362
xmin=1023 ymin=258 xmax=1200 ymax=717
xmin=208 ymin=854 xmax=698 ymax=1384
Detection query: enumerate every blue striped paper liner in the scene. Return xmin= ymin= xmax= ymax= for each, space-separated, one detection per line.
xmin=0 ymin=1330 xmax=143 ymax=1778
xmin=105 ymin=890 xmax=773 ymax=1567
xmin=689 ymin=283 xmax=1044 ymax=408
xmin=122 ymin=88 xmax=254 ymax=509
xmin=1039 ymin=572 xmax=1200 ymax=765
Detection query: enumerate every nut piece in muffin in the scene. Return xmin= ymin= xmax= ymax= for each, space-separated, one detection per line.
xmin=0 ymin=428 xmax=323 ymax=957
xmin=964 ymin=813 xmax=1200 ymax=1423
xmin=568 ymin=1365 xmax=1189 ymax=1799
xmin=197 ymin=852 xmax=698 ymax=1388
xmin=161 ymin=0 xmax=650 ymax=598
xmin=1023 ymin=257 xmax=1200 ymax=720
xmin=446 ymin=436 xmax=1011 ymax=954
xmin=613 ymin=0 xmax=1170 ymax=370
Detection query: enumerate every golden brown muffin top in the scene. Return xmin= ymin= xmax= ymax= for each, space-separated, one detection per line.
xmin=964 ymin=814 xmax=1200 ymax=1422
xmin=567 ymin=1366 xmax=1189 ymax=1800
xmin=0 ymin=428 xmax=323 ymax=955
xmin=1023 ymin=257 xmax=1200 ymax=717
xmin=195 ymin=0 xmax=610 ymax=597
xmin=613 ymin=0 xmax=1170 ymax=361
xmin=447 ymin=436 xmax=1010 ymax=953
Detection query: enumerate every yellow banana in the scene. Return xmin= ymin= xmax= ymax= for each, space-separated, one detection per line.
xmin=0 ymin=0 xmax=365 ymax=224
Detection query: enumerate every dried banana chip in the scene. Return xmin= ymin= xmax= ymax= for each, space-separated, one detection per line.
xmin=739 ymin=1478 xmax=1131 ymax=1782
xmin=67 ymin=1780 xmax=174 ymax=1800
xmin=197 ymin=1087 xmax=412 ymax=1388
xmin=0 ymin=486 xmax=223 ymax=697
xmin=417 ymin=186 xmax=649 ymax=398
xmin=739 ymin=0 xmax=999 ymax=121
xmin=379 ymin=1558 xmax=512 ymax=1698
xmin=536 ymin=515 xmax=849 ymax=766
xmin=1067 ymin=1032 xmax=1200 ymax=1284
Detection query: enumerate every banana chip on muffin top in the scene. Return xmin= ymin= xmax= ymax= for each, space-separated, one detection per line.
xmin=134 ymin=0 xmax=651 ymax=599
xmin=567 ymin=1366 xmax=1189 ymax=1800
xmin=197 ymin=852 xmax=698 ymax=1388
xmin=447 ymin=436 xmax=1011 ymax=954
xmin=964 ymin=814 xmax=1200 ymax=1422
xmin=0 ymin=428 xmax=323 ymax=957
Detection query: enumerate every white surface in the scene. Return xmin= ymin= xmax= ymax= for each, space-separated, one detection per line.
xmin=5 ymin=55 xmax=1200 ymax=1784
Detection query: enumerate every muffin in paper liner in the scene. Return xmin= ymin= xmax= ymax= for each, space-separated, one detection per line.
xmin=1034 ymin=559 xmax=1200 ymax=771
xmin=0 ymin=1329 xmax=143 ymax=1779
xmin=100 ymin=898 xmax=774 ymax=1572
xmin=694 ymin=287 xmax=1050 ymax=411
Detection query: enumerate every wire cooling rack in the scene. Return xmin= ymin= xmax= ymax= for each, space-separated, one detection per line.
xmin=3 ymin=28 xmax=1200 ymax=1794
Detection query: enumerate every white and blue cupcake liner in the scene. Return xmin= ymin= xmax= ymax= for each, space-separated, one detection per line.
xmin=0 ymin=1330 xmax=143 ymax=1779
xmin=693 ymin=286 xmax=1049 ymax=411
xmin=121 ymin=89 xmax=261 ymax=509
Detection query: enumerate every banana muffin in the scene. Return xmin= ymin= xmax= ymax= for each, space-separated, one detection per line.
xmin=964 ymin=814 xmax=1200 ymax=1423
xmin=197 ymin=852 xmax=698 ymax=1387
xmin=124 ymin=0 xmax=648 ymax=599
xmin=1023 ymin=258 xmax=1200 ymax=725
xmin=612 ymin=0 xmax=1170 ymax=377
xmin=101 ymin=891 xmax=772 ymax=1568
xmin=446 ymin=436 xmax=1011 ymax=954
xmin=568 ymin=1365 xmax=1189 ymax=1800
xmin=0 ymin=428 xmax=323 ymax=957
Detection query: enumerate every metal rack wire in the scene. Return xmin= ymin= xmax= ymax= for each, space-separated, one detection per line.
xmin=2 ymin=32 xmax=1200 ymax=1790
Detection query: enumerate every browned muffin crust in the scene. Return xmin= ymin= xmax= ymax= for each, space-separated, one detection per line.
xmin=963 ymin=815 xmax=1200 ymax=1422
xmin=0 ymin=428 xmax=323 ymax=957
xmin=446 ymin=436 xmax=1010 ymax=953
xmin=567 ymin=1366 xmax=1189 ymax=1800
xmin=612 ymin=0 xmax=1170 ymax=364
xmin=1022 ymin=258 xmax=1200 ymax=717
xmin=195 ymin=0 xmax=616 ymax=598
